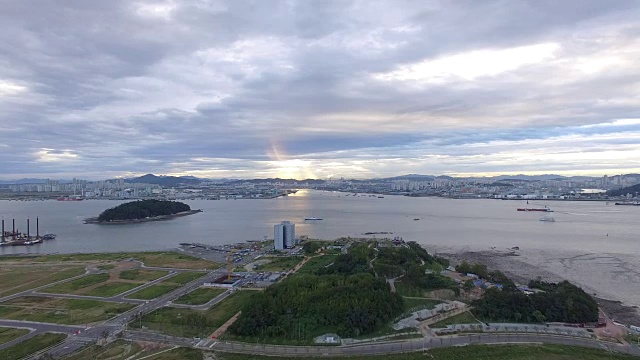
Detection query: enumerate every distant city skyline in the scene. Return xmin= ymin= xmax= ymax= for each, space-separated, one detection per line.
xmin=1 ymin=1 xmax=640 ymax=179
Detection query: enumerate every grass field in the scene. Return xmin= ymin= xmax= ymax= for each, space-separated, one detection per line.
xmin=293 ymin=255 xmax=338 ymax=275
xmin=0 ymin=266 xmax=85 ymax=297
xmin=83 ymin=282 xmax=141 ymax=297
xmin=173 ymin=288 xmax=226 ymax=305
xmin=0 ymin=333 xmax=66 ymax=360
xmin=40 ymin=273 xmax=109 ymax=294
xmin=430 ymin=311 xmax=480 ymax=328
xmin=38 ymin=269 xmax=179 ymax=298
xmin=97 ymin=264 xmax=116 ymax=270
xmin=165 ymin=271 xmax=206 ymax=285
xmin=124 ymin=272 xmax=205 ymax=300
xmin=7 ymin=252 xmax=222 ymax=269
xmin=131 ymin=290 xmax=257 ymax=337
xmin=402 ymin=297 xmax=441 ymax=311
xmin=119 ymin=269 xmax=169 ymax=281
xmin=255 ymin=257 xmax=303 ymax=272
xmin=147 ymin=347 xmax=204 ymax=360
xmin=126 ymin=284 xmax=180 ymax=300
xmin=0 ymin=296 xmax=135 ymax=324
xmin=0 ymin=327 xmax=30 ymax=345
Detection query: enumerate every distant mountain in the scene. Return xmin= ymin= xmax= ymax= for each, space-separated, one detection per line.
xmin=382 ymin=174 xmax=435 ymax=181
xmin=607 ymin=183 xmax=640 ymax=197
xmin=125 ymin=174 xmax=201 ymax=187
xmin=492 ymin=174 xmax=567 ymax=181
xmin=435 ymin=175 xmax=456 ymax=180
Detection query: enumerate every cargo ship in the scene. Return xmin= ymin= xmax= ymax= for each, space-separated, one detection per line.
xmin=304 ymin=217 xmax=323 ymax=221
xmin=614 ymin=202 xmax=640 ymax=206
xmin=517 ymin=206 xmax=553 ymax=212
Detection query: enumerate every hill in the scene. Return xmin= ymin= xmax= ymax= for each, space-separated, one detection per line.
xmin=607 ymin=183 xmax=640 ymax=197
xmin=229 ymin=241 xmax=454 ymax=342
xmin=94 ymin=199 xmax=197 ymax=223
xmin=381 ymin=174 xmax=436 ymax=181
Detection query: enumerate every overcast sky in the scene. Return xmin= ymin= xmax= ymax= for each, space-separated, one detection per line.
xmin=1 ymin=0 xmax=640 ymax=180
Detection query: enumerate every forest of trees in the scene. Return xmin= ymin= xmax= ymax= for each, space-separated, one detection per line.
xmin=230 ymin=240 xmax=464 ymax=341
xmin=377 ymin=241 xmax=457 ymax=295
xmin=229 ymin=273 xmax=404 ymax=339
xmin=472 ymin=280 xmax=598 ymax=324
xmin=97 ymin=199 xmax=192 ymax=222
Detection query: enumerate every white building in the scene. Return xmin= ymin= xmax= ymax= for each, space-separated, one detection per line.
xmin=274 ymin=221 xmax=295 ymax=250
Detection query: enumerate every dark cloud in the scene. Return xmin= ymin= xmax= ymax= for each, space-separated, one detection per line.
xmin=0 ymin=0 xmax=639 ymax=179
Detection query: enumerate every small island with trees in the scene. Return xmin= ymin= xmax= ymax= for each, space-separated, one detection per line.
xmin=85 ymin=199 xmax=201 ymax=224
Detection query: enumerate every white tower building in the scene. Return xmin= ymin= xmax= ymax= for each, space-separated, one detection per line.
xmin=274 ymin=221 xmax=295 ymax=250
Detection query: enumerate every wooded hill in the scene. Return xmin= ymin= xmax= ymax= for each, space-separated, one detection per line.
xmin=97 ymin=199 xmax=191 ymax=222
xmin=472 ymin=279 xmax=598 ymax=324
xmin=607 ymin=183 xmax=640 ymax=197
xmin=229 ymin=241 xmax=453 ymax=340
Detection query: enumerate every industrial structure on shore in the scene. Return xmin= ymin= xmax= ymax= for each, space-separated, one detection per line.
xmin=1 ymin=217 xmax=56 ymax=246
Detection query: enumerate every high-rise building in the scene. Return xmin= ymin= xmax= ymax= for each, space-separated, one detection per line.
xmin=274 ymin=221 xmax=295 ymax=250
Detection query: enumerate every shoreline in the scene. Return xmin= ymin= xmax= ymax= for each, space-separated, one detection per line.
xmin=440 ymin=249 xmax=640 ymax=327
xmin=83 ymin=209 xmax=202 ymax=224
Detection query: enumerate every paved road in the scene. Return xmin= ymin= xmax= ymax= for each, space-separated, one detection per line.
xmin=0 ymin=320 xmax=86 ymax=351
xmin=198 ymin=333 xmax=640 ymax=357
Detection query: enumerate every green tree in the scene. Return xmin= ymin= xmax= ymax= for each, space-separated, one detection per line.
xmin=532 ymin=310 xmax=546 ymax=323
xmin=463 ymin=279 xmax=475 ymax=292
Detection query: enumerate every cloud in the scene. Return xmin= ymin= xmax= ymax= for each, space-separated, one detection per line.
xmin=0 ymin=0 xmax=639 ymax=179
xmin=373 ymin=43 xmax=560 ymax=83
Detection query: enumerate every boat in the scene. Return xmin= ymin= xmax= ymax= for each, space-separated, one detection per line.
xmin=413 ymin=218 xmax=420 ymax=221
xmin=517 ymin=206 xmax=553 ymax=212
xmin=42 ymin=234 xmax=56 ymax=240
xmin=540 ymin=216 xmax=555 ymax=222
xmin=614 ymin=202 xmax=640 ymax=206
xmin=304 ymin=217 xmax=323 ymax=221
xmin=378 ymin=196 xmax=385 ymax=198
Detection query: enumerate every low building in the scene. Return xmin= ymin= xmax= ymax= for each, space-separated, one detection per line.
xmin=314 ymin=333 xmax=340 ymax=344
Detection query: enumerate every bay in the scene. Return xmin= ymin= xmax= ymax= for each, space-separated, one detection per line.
xmin=1 ymin=189 xmax=639 ymax=308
